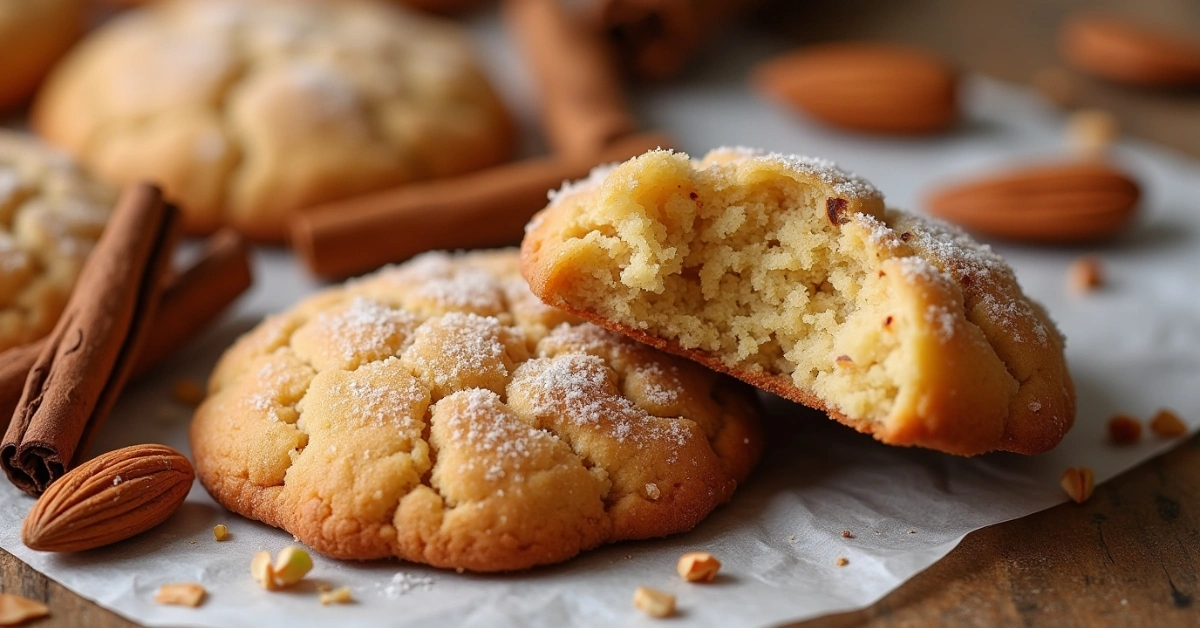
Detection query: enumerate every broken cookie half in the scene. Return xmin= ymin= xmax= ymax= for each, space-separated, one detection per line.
xmin=521 ymin=147 xmax=1074 ymax=455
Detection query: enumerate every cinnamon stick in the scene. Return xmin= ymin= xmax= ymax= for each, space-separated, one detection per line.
xmin=289 ymin=130 xmax=674 ymax=279
xmin=504 ymin=0 xmax=636 ymax=156
xmin=0 ymin=228 xmax=252 ymax=437
xmin=592 ymin=0 xmax=763 ymax=80
xmin=132 ymin=229 xmax=253 ymax=375
xmin=2 ymin=184 xmax=180 ymax=495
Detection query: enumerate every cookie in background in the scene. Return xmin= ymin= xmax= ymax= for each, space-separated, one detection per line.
xmin=0 ymin=0 xmax=86 ymax=112
xmin=32 ymin=0 xmax=515 ymax=242
xmin=0 ymin=131 xmax=113 ymax=353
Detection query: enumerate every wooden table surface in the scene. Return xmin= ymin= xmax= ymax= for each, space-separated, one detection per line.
xmin=3 ymin=0 xmax=1199 ymax=626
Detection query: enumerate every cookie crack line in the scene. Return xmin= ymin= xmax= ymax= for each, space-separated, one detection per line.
xmin=191 ymin=250 xmax=762 ymax=571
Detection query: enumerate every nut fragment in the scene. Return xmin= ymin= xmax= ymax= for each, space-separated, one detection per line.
xmin=633 ymin=587 xmax=675 ymax=618
xmin=172 ymin=378 xmax=205 ymax=406
xmin=1150 ymin=408 xmax=1188 ymax=437
xmin=1068 ymin=256 xmax=1104 ymax=294
xmin=836 ymin=557 xmax=849 ymax=567
xmin=319 ymin=586 xmax=353 ymax=605
xmin=1032 ymin=67 xmax=1076 ymax=108
xmin=676 ymin=552 xmax=721 ymax=583
xmin=155 ymin=583 xmax=206 ymax=608
xmin=273 ymin=546 xmax=314 ymax=586
xmin=213 ymin=524 xmax=229 ymax=542
xmin=1107 ymin=414 xmax=1142 ymax=444
xmin=1061 ymin=467 xmax=1096 ymax=503
xmin=1067 ymin=109 xmax=1119 ymax=156
xmin=251 ymin=550 xmax=277 ymax=590
xmin=840 ymin=530 xmax=854 ymax=539
xmin=0 ymin=594 xmax=49 ymax=625
xmin=643 ymin=482 xmax=661 ymax=501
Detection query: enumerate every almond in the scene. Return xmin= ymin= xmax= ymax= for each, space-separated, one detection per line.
xmin=1060 ymin=13 xmax=1200 ymax=87
xmin=22 ymin=444 xmax=194 ymax=552
xmin=925 ymin=163 xmax=1140 ymax=243
xmin=755 ymin=42 xmax=958 ymax=135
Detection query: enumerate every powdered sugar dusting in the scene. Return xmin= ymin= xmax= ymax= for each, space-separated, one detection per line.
xmin=316 ymin=296 xmax=415 ymax=363
xmin=378 ymin=572 xmax=435 ymax=598
xmin=708 ymin=147 xmax=882 ymax=200
xmin=438 ymin=389 xmax=540 ymax=482
xmin=516 ymin=354 xmax=691 ymax=448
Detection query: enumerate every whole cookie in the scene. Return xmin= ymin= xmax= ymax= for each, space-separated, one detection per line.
xmin=0 ymin=0 xmax=84 ymax=111
xmin=0 ymin=132 xmax=113 ymax=353
xmin=190 ymin=250 xmax=762 ymax=572
xmin=32 ymin=0 xmax=514 ymax=241
xmin=521 ymin=148 xmax=1075 ymax=456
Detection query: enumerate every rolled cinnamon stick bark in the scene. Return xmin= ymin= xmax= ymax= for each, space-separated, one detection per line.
xmin=592 ymin=0 xmax=763 ymax=80
xmin=505 ymin=0 xmax=636 ymax=156
xmin=0 ymin=229 xmax=253 ymax=438
xmin=289 ymin=130 xmax=674 ymax=279
xmin=2 ymin=184 xmax=180 ymax=495
xmin=132 ymin=229 xmax=253 ymax=375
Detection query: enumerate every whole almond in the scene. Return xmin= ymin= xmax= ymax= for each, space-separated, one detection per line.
xmin=925 ymin=163 xmax=1140 ymax=243
xmin=22 ymin=444 xmax=194 ymax=552
xmin=1060 ymin=14 xmax=1200 ymax=87
xmin=755 ymin=42 xmax=958 ymax=135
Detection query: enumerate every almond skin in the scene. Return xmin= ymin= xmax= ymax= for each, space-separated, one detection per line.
xmin=925 ymin=163 xmax=1140 ymax=243
xmin=1060 ymin=13 xmax=1200 ymax=87
xmin=22 ymin=444 xmax=194 ymax=552
xmin=755 ymin=42 xmax=959 ymax=135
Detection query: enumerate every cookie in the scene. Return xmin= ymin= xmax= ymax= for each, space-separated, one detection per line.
xmin=0 ymin=132 xmax=114 ymax=354
xmin=521 ymin=147 xmax=1075 ymax=456
xmin=0 ymin=0 xmax=84 ymax=111
xmin=32 ymin=0 xmax=514 ymax=242
xmin=190 ymin=250 xmax=762 ymax=572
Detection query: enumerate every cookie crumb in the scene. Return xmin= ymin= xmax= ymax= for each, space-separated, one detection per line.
xmin=1067 ymin=256 xmax=1104 ymax=294
xmin=840 ymin=530 xmax=854 ymax=539
xmin=907 ymin=529 xmax=916 ymax=534
xmin=1149 ymin=408 xmax=1188 ymax=437
xmin=155 ymin=583 xmax=205 ymax=607
xmin=1106 ymin=414 xmax=1142 ymax=444
xmin=836 ymin=557 xmax=849 ymax=567
xmin=633 ymin=587 xmax=675 ymax=618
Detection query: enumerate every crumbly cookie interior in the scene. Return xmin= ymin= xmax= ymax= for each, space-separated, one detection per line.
xmin=541 ymin=152 xmax=919 ymax=424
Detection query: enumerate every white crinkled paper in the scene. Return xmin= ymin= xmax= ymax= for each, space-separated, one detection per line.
xmin=1 ymin=17 xmax=1199 ymax=628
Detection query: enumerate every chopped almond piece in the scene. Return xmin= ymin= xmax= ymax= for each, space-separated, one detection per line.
xmin=320 ymin=586 xmax=353 ymax=605
xmin=1150 ymin=409 xmax=1188 ymax=437
xmin=1067 ymin=109 xmax=1119 ymax=155
xmin=1068 ymin=256 xmax=1104 ymax=294
xmin=676 ymin=552 xmax=721 ymax=583
xmin=1106 ymin=414 xmax=1142 ymax=444
xmin=155 ymin=583 xmax=206 ymax=608
xmin=836 ymin=557 xmax=849 ymax=567
xmin=633 ymin=587 xmax=675 ymax=618
xmin=251 ymin=550 xmax=276 ymax=590
xmin=0 ymin=594 xmax=49 ymax=625
xmin=273 ymin=546 xmax=314 ymax=586
xmin=1061 ymin=467 xmax=1096 ymax=504
xmin=213 ymin=524 xmax=229 ymax=541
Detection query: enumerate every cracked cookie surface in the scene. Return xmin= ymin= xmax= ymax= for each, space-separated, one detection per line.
xmin=190 ymin=250 xmax=762 ymax=572
xmin=0 ymin=131 xmax=113 ymax=353
xmin=32 ymin=0 xmax=513 ymax=241
xmin=521 ymin=147 xmax=1074 ymax=456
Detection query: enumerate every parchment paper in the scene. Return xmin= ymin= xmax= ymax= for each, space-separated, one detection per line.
xmin=1 ymin=16 xmax=1199 ymax=628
